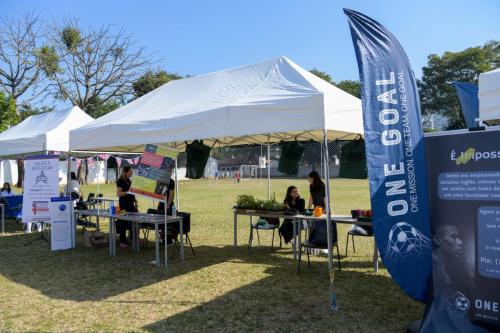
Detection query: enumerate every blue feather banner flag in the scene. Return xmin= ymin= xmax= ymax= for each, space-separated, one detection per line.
xmin=344 ymin=9 xmax=432 ymax=302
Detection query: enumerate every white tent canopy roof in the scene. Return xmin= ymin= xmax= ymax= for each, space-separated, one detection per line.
xmin=0 ymin=106 xmax=94 ymax=156
xmin=70 ymin=56 xmax=363 ymax=152
xmin=479 ymin=68 xmax=500 ymax=121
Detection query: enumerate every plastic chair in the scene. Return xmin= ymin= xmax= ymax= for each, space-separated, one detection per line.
xmin=345 ymin=224 xmax=374 ymax=256
xmin=248 ymin=218 xmax=281 ymax=249
xmin=297 ymin=219 xmax=341 ymax=274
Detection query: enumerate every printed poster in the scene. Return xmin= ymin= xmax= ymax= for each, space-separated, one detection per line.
xmin=50 ymin=197 xmax=75 ymax=251
xmin=420 ymin=129 xmax=500 ymax=333
xmin=129 ymin=144 xmax=176 ymax=199
xmin=22 ymin=156 xmax=60 ymax=224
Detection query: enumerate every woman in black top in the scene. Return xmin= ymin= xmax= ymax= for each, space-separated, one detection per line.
xmin=116 ymin=166 xmax=137 ymax=247
xmin=279 ymin=186 xmax=305 ymax=244
xmin=308 ymin=171 xmax=325 ymax=209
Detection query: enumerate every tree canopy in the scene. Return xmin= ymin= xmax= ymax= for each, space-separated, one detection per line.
xmin=309 ymin=68 xmax=360 ymax=98
xmin=419 ymin=40 xmax=499 ymax=129
xmin=0 ymin=91 xmax=19 ymax=131
xmin=132 ymin=70 xmax=182 ymax=98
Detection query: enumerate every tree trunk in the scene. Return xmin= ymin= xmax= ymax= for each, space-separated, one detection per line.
xmin=77 ymin=160 xmax=88 ymax=185
xmin=16 ymin=159 xmax=24 ymax=188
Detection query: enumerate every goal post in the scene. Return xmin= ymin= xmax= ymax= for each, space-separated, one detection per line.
xmin=239 ymin=165 xmax=258 ymax=180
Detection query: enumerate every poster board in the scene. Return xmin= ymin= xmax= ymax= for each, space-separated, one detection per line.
xmin=421 ymin=129 xmax=500 ymax=332
xmin=22 ymin=156 xmax=60 ymax=224
xmin=129 ymin=144 xmax=177 ymax=200
xmin=50 ymin=197 xmax=75 ymax=251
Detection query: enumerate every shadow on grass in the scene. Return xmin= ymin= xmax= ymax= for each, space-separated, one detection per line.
xmin=0 ymin=229 xmax=368 ymax=303
xmin=141 ymin=260 xmax=416 ymax=333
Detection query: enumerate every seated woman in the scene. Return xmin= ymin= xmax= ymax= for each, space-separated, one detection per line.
xmin=278 ymin=186 xmax=305 ymax=244
xmin=0 ymin=182 xmax=17 ymax=197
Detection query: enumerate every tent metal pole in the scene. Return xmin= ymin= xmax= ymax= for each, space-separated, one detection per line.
xmin=97 ymin=155 xmax=100 ymax=197
xmin=175 ymin=153 xmax=180 ymax=210
xmin=320 ymin=141 xmax=323 ymax=178
xmin=323 ymin=129 xmax=333 ymax=270
xmin=267 ymin=135 xmax=271 ymax=200
xmin=66 ymin=153 xmax=71 ymax=195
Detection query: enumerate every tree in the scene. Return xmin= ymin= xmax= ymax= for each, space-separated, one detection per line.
xmin=335 ymin=80 xmax=361 ymax=98
xmin=85 ymin=96 xmax=121 ymax=118
xmin=419 ymin=40 xmax=499 ymax=129
xmin=310 ymin=68 xmax=334 ymax=84
xmin=17 ymin=103 xmax=55 ymax=120
xmin=0 ymin=12 xmax=48 ymax=115
xmin=0 ymin=91 xmax=19 ymax=131
xmin=39 ymin=18 xmax=150 ymax=113
xmin=133 ymin=70 xmax=182 ymax=98
xmin=310 ymin=69 xmax=361 ymax=98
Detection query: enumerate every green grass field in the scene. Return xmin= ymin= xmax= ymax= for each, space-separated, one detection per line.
xmin=0 ymin=178 xmax=424 ymax=332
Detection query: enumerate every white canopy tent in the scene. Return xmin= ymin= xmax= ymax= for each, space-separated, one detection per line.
xmin=479 ymin=68 xmax=500 ymax=122
xmin=0 ymin=105 xmax=93 ymax=155
xmin=69 ymin=56 xmax=364 ymax=271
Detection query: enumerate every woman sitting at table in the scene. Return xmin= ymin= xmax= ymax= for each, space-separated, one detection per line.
xmin=116 ymin=166 xmax=138 ymax=248
xmin=308 ymin=171 xmax=326 ymax=210
xmin=0 ymin=182 xmax=16 ymax=197
xmin=278 ymin=186 xmax=305 ymax=244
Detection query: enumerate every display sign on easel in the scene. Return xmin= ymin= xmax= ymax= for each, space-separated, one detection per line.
xmin=50 ymin=197 xmax=75 ymax=251
xmin=22 ymin=156 xmax=60 ymax=225
xmin=129 ymin=144 xmax=177 ymax=200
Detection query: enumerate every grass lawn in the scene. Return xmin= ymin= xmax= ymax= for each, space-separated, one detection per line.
xmin=0 ymin=178 xmax=424 ymax=332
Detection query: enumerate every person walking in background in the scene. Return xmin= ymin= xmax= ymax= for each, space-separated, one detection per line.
xmin=235 ymin=170 xmax=241 ymax=183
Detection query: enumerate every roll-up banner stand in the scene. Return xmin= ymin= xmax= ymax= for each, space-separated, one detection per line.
xmin=421 ymin=128 xmax=500 ymax=333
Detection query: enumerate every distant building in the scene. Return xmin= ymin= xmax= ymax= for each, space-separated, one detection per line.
xmin=425 ymin=113 xmax=449 ymax=130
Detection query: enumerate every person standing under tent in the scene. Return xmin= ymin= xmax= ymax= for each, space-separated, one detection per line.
xmin=116 ymin=165 xmax=138 ymax=248
xmin=307 ymin=171 xmax=326 ymax=209
xmin=157 ymin=178 xmax=175 ymax=215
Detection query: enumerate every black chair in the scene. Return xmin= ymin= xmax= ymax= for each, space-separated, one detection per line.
xmin=141 ymin=210 xmax=195 ymax=255
xmin=297 ymin=219 xmax=341 ymax=274
xmin=345 ymin=224 xmax=374 ymax=256
xmin=75 ymin=201 xmax=97 ymax=233
xmin=248 ymin=217 xmax=281 ymax=249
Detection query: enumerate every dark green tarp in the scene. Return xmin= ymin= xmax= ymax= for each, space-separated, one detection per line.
xmin=185 ymin=140 xmax=211 ymax=179
xmin=278 ymin=141 xmax=305 ymax=175
xmin=338 ymin=138 xmax=367 ymax=179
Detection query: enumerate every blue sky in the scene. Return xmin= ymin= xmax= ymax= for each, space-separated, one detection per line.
xmin=3 ymin=0 xmax=499 ymax=82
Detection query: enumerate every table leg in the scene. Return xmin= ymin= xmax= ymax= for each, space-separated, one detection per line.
xmin=109 ymin=217 xmax=115 ymax=256
xmin=1 ymin=204 xmax=4 ymax=234
xmin=155 ymin=223 xmax=160 ymax=268
xmin=373 ymin=241 xmax=379 ymax=272
xmin=96 ymin=215 xmax=100 ymax=230
xmin=131 ymin=221 xmax=137 ymax=251
xmin=136 ymin=223 xmax=140 ymax=251
xmin=298 ymin=219 xmax=302 ymax=254
xmin=179 ymin=217 xmax=184 ymax=261
xmin=233 ymin=212 xmax=237 ymax=248
xmin=164 ymin=220 xmax=168 ymax=269
xmin=292 ymin=218 xmax=297 ymax=259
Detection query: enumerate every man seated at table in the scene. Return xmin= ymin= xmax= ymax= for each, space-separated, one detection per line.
xmin=279 ymin=186 xmax=305 ymax=244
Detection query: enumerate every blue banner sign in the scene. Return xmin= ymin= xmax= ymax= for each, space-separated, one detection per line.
xmin=344 ymin=9 xmax=432 ymax=302
xmin=454 ymin=82 xmax=479 ymax=129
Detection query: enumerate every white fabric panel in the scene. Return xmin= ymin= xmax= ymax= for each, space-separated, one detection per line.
xmin=70 ymin=56 xmax=363 ymax=152
xmin=0 ymin=106 xmax=93 ymax=155
xmin=479 ymin=68 xmax=500 ymax=121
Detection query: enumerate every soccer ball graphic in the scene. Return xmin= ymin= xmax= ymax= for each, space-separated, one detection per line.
xmin=455 ymin=294 xmax=470 ymax=312
xmin=386 ymin=222 xmax=431 ymax=258
xmin=440 ymin=290 xmax=470 ymax=318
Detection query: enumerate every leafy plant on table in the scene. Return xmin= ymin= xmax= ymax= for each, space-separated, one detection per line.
xmin=236 ymin=193 xmax=285 ymax=212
